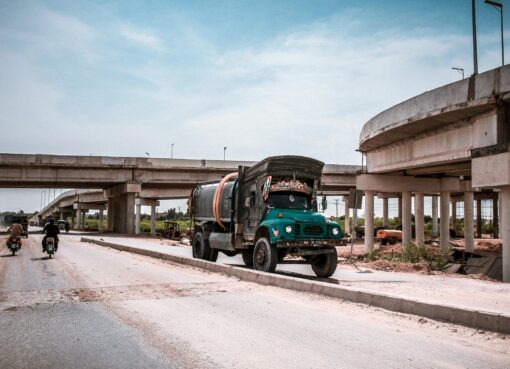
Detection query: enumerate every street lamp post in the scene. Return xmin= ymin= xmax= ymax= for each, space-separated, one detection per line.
xmin=171 ymin=143 xmax=174 ymax=159
xmin=223 ymin=146 xmax=227 ymax=161
xmin=485 ymin=0 xmax=504 ymax=66
xmin=452 ymin=67 xmax=465 ymax=79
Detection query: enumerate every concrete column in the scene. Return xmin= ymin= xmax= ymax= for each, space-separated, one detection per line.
xmin=107 ymin=197 xmax=114 ymax=232
xmin=464 ymin=191 xmax=475 ymax=253
xmin=440 ymin=192 xmax=450 ymax=252
xmin=59 ymin=212 xmax=64 ymax=220
xmin=364 ymin=191 xmax=374 ymax=252
xmin=402 ymin=191 xmax=412 ymax=246
xmin=70 ymin=211 xmax=75 ymax=229
xmin=113 ymin=193 xmax=136 ymax=234
xmin=499 ymin=194 xmax=503 ymax=239
xmin=382 ymin=197 xmax=389 ymax=227
xmin=98 ymin=210 xmax=104 ymax=232
xmin=501 ymin=187 xmax=510 ymax=282
xmin=493 ymin=197 xmax=499 ymax=238
xmin=352 ymin=208 xmax=358 ymax=240
xmin=451 ymin=201 xmax=457 ymax=236
xmin=414 ymin=193 xmax=424 ymax=245
xmin=135 ymin=203 xmax=141 ymax=235
xmin=150 ymin=205 xmax=157 ymax=235
xmin=397 ymin=195 xmax=402 ymax=226
xmin=343 ymin=197 xmax=350 ymax=236
xmin=81 ymin=211 xmax=86 ymax=229
xmin=76 ymin=210 xmax=82 ymax=230
xmin=432 ymin=195 xmax=439 ymax=238
xmin=476 ymin=199 xmax=482 ymax=238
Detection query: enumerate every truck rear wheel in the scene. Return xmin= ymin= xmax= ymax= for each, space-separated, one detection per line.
xmin=192 ymin=231 xmax=218 ymax=262
xmin=242 ymin=249 xmax=254 ymax=266
xmin=253 ymin=237 xmax=277 ymax=273
xmin=311 ymin=247 xmax=337 ymax=278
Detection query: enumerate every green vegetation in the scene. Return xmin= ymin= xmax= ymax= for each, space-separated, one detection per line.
xmin=363 ymin=243 xmax=449 ymax=271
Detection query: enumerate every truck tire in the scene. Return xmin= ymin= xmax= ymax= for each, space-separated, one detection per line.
xmin=311 ymin=247 xmax=337 ymax=278
xmin=253 ymin=237 xmax=277 ymax=273
xmin=192 ymin=231 xmax=217 ymax=262
xmin=242 ymin=249 xmax=254 ymax=266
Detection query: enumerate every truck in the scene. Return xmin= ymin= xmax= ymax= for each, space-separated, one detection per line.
xmin=189 ymin=155 xmax=343 ymax=278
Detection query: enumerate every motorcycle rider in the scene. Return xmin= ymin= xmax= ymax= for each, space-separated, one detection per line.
xmin=42 ymin=218 xmax=60 ymax=252
xmin=6 ymin=223 xmax=24 ymax=249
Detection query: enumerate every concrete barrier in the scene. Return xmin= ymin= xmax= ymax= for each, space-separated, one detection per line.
xmin=81 ymin=237 xmax=510 ymax=334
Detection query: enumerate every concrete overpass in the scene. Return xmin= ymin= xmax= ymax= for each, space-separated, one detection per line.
xmin=1 ymin=153 xmax=359 ymax=234
xmin=357 ymin=65 xmax=510 ymax=281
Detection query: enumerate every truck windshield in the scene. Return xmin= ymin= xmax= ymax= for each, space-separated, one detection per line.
xmin=267 ymin=193 xmax=309 ymax=210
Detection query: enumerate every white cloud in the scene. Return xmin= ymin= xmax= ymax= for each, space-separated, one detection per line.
xmin=118 ymin=24 xmax=165 ymax=51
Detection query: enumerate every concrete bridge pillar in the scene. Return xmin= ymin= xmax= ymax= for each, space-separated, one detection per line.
xmin=402 ymin=191 xmax=412 ymax=247
xmin=107 ymin=196 xmax=114 ymax=232
xmin=440 ymin=192 xmax=450 ymax=252
xmin=150 ymin=205 xmax=157 ymax=235
xmin=98 ymin=209 xmax=104 ymax=232
xmin=493 ymin=197 xmax=499 ymax=238
xmin=382 ymin=197 xmax=389 ymax=228
xmin=451 ymin=201 xmax=457 ymax=235
xmin=59 ymin=212 xmax=64 ymax=220
xmin=70 ymin=211 xmax=75 ymax=229
xmin=105 ymin=183 xmax=141 ymax=234
xmin=81 ymin=210 xmax=86 ymax=229
xmin=343 ymin=196 xmax=350 ymax=236
xmin=135 ymin=202 xmax=141 ymax=235
xmin=414 ymin=193 xmax=424 ymax=245
xmin=76 ymin=210 xmax=82 ymax=230
xmin=364 ymin=191 xmax=374 ymax=252
xmin=464 ymin=191 xmax=475 ymax=253
xmin=432 ymin=195 xmax=439 ymax=238
xmin=352 ymin=208 xmax=358 ymax=240
xmin=476 ymin=199 xmax=482 ymax=238
xmin=397 ymin=195 xmax=402 ymax=226
xmin=502 ymin=187 xmax=510 ymax=282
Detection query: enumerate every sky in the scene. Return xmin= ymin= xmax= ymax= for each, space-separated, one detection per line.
xmin=0 ymin=0 xmax=508 ymax=215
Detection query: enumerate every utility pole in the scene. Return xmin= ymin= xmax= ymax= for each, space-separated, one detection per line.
xmin=335 ymin=199 xmax=339 ymax=219
xmin=473 ymin=0 xmax=479 ymax=74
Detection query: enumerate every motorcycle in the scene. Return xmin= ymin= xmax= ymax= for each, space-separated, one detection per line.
xmin=7 ymin=236 xmax=21 ymax=256
xmin=45 ymin=237 xmax=56 ymax=258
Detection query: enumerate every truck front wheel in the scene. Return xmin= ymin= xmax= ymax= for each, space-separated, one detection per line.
xmin=253 ymin=237 xmax=277 ymax=273
xmin=311 ymin=247 xmax=337 ymax=278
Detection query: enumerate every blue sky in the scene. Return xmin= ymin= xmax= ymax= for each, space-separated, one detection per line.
xmin=0 ymin=0 xmax=508 ymax=213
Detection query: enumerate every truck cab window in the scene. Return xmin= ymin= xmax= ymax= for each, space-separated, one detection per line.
xmin=267 ymin=193 xmax=309 ymax=210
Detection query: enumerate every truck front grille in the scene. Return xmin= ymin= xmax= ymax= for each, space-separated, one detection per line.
xmin=303 ymin=225 xmax=323 ymax=236
xmin=293 ymin=224 xmax=301 ymax=236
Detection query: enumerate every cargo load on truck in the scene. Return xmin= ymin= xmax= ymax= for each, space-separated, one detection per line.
xmin=189 ymin=155 xmax=343 ymax=278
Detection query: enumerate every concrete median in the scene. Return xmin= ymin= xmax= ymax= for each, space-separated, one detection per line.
xmin=81 ymin=237 xmax=510 ymax=335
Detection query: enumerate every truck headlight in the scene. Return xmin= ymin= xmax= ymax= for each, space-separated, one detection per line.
xmin=285 ymin=225 xmax=292 ymax=234
xmin=332 ymin=227 xmax=339 ymax=236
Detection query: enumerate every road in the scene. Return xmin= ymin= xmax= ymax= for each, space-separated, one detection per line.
xmin=0 ymin=234 xmax=508 ymax=369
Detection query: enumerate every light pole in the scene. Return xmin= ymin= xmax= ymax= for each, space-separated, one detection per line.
xmin=223 ymin=146 xmax=227 ymax=161
xmin=473 ymin=0 xmax=479 ymax=75
xmin=452 ymin=67 xmax=465 ymax=79
xmin=171 ymin=143 xmax=174 ymax=159
xmin=485 ymin=0 xmax=504 ymax=66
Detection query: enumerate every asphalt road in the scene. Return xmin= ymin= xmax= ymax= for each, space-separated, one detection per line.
xmin=1 ymin=234 xmax=508 ymax=369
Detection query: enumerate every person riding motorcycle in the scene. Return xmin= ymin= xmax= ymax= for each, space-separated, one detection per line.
xmin=6 ymin=223 xmax=24 ymax=249
xmin=42 ymin=219 xmax=60 ymax=252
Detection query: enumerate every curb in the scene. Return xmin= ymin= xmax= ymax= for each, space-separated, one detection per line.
xmin=81 ymin=237 xmax=510 ymax=335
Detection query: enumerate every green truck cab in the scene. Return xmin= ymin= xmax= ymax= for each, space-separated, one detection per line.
xmin=190 ymin=155 xmax=343 ymax=278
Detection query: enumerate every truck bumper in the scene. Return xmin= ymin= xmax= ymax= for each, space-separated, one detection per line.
xmin=276 ymin=239 xmax=342 ymax=248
